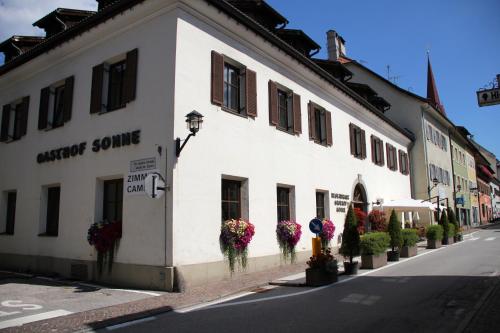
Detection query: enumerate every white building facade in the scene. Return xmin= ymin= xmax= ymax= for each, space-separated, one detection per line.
xmin=0 ymin=0 xmax=412 ymax=290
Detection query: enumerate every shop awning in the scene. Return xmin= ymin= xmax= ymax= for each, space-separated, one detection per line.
xmin=374 ymin=199 xmax=437 ymax=211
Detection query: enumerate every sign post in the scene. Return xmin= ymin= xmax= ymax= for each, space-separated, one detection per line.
xmin=309 ymin=218 xmax=323 ymax=257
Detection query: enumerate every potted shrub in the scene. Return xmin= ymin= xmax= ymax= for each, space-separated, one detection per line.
xmin=456 ymin=226 xmax=464 ymax=242
xmin=219 ymin=219 xmax=255 ymax=273
xmin=276 ymin=220 xmax=302 ymax=263
xmin=339 ymin=205 xmax=361 ymax=275
xmin=447 ymin=208 xmax=460 ymax=242
xmin=368 ymin=210 xmax=387 ymax=232
xmin=426 ymin=224 xmax=444 ymax=249
xmin=360 ymin=232 xmax=390 ymax=269
xmin=306 ymin=247 xmax=338 ymax=287
xmin=439 ymin=210 xmax=453 ymax=245
xmin=387 ymin=210 xmax=402 ymax=262
xmin=401 ymin=229 xmax=419 ymax=257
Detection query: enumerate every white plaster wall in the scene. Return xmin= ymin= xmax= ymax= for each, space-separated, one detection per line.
xmin=171 ymin=4 xmax=412 ymax=267
xmin=0 ymin=0 xmax=178 ymax=267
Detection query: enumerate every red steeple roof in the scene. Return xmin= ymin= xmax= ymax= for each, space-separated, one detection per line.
xmin=427 ymin=56 xmax=446 ymax=115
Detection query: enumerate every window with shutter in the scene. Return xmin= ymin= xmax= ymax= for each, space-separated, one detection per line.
xmin=371 ymin=136 xmax=384 ymax=166
xmin=349 ymin=123 xmax=365 ymax=159
xmin=211 ymin=51 xmax=224 ymax=106
xmin=270 ymin=82 xmax=297 ymax=136
xmin=1 ymin=97 xmax=29 ymax=142
xmin=309 ymin=102 xmax=329 ymax=145
xmin=246 ymin=69 xmax=257 ymax=117
xmin=39 ymin=76 xmax=74 ymax=130
xmin=91 ymin=49 xmax=138 ymax=115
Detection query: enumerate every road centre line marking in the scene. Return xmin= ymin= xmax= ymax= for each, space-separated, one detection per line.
xmin=0 ymin=310 xmax=72 ymax=330
xmin=106 ymin=316 xmax=156 ymax=330
xmin=180 ymin=245 xmax=452 ymax=313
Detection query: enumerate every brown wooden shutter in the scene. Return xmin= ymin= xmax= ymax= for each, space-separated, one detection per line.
xmin=38 ymin=87 xmax=50 ymax=130
xmin=63 ymin=76 xmax=74 ymax=122
xmin=268 ymin=80 xmax=278 ymax=125
xmin=379 ymin=140 xmax=385 ymax=166
xmin=1 ymin=104 xmax=10 ymax=142
xmin=20 ymin=96 xmax=30 ymax=136
xmin=386 ymin=143 xmax=391 ymax=169
xmin=398 ymin=150 xmax=403 ymax=173
xmin=90 ymin=64 xmax=104 ymax=114
xmin=325 ymin=111 xmax=332 ymax=146
xmin=292 ymin=93 xmax=301 ymax=134
xmin=308 ymin=102 xmax=315 ymax=140
xmin=246 ymin=69 xmax=257 ymax=117
xmin=360 ymin=129 xmax=366 ymax=159
xmin=211 ymin=51 xmax=224 ymax=106
xmin=371 ymin=135 xmax=375 ymax=163
xmin=124 ymin=48 xmax=138 ymax=103
xmin=349 ymin=124 xmax=355 ymax=155
xmin=405 ymin=153 xmax=410 ymax=175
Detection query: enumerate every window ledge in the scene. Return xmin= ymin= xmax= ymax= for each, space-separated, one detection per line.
xmin=38 ymin=233 xmax=58 ymax=237
xmin=0 ymin=232 xmax=14 ymax=236
xmin=221 ymin=106 xmax=248 ymax=119
xmin=97 ymin=104 xmax=127 ymax=115
xmin=275 ymin=126 xmax=296 ymax=136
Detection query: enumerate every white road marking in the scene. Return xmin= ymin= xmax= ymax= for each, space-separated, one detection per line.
xmin=175 ymin=291 xmax=255 ymax=313
xmin=484 ymin=237 xmax=496 ymax=241
xmin=469 ymin=237 xmax=480 ymax=241
xmin=0 ymin=310 xmax=72 ymax=329
xmin=77 ymin=282 xmax=161 ymax=296
xmin=106 ymin=316 xmax=156 ymax=330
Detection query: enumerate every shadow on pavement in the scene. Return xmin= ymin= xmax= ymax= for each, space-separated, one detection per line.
xmin=0 ymin=273 xmax=100 ymax=293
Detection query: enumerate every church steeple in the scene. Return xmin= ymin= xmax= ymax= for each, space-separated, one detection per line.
xmin=427 ymin=55 xmax=446 ymax=115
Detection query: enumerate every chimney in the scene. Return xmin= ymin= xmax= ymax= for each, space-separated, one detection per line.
xmin=327 ymin=30 xmax=346 ymax=61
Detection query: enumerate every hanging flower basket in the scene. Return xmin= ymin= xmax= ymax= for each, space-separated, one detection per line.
xmin=319 ymin=219 xmax=335 ymax=249
xmin=276 ymin=220 xmax=302 ymax=263
xmin=219 ymin=219 xmax=255 ymax=273
xmin=87 ymin=220 xmax=122 ymax=275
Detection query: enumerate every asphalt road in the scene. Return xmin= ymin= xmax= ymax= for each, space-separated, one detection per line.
xmin=99 ymin=225 xmax=500 ymax=333
xmin=0 ymin=274 xmax=163 ymax=330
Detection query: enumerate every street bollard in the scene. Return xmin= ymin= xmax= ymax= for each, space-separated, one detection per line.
xmin=312 ymin=236 xmax=321 ymax=257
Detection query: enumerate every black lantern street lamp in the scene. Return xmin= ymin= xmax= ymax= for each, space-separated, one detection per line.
xmin=176 ymin=111 xmax=204 ymax=157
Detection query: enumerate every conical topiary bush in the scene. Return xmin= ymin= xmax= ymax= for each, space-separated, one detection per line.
xmin=339 ymin=205 xmax=361 ymax=273
xmin=387 ymin=209 xmax=402 ymax=261
xmin=439 ymin=210 xmax=450 ymax=244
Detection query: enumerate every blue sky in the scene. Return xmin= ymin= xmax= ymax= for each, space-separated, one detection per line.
xmin=267 ymin=0 xmax=500 ymax=158
xmin=0 ymin=0 xmax=499 ymax=157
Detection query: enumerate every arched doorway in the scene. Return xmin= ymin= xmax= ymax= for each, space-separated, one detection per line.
xmin=352 ymin=183 xmax=369 ymax=232
xmin=352 ymin=183 xmax=368 ymax=213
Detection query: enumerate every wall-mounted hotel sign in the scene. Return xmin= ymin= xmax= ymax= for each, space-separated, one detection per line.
xmin=36 ymin=130 xmax=140 ymax=164
xmin=126 ymin=157 xmax=158 ymax=196
xmin=331 ymin=193 xmax=350 ymax=213
xmin=477 ymin=88 xmax=500 ymax=107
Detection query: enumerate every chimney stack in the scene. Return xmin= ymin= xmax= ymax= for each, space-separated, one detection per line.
xmin=327 ymin=30 xmax=346 ymax=61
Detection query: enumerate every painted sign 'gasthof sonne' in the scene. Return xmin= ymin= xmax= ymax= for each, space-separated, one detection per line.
xmin=36 ymin=130 xmax=141 ymax=163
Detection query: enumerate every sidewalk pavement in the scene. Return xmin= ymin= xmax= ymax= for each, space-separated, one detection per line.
xmin=1 ymin=227 xmax=489 ymax=333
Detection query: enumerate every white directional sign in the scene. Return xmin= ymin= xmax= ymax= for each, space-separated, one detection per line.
xmin=144 ymin=172 xmax=166 ymax=199
xmin=125 ymin=169 xmax=159 ymax=196
xmin=477 ymin=88 xmax=500 ymax=107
